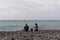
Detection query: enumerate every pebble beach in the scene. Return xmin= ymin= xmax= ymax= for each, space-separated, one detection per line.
xmin=0 ymin=30 xmax=60 ymax=40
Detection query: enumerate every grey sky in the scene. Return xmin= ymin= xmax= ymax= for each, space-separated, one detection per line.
xmin=0 ymin=0 xmax=60 ymax=20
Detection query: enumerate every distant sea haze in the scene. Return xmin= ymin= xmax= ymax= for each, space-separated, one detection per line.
xmin=0 ymin=20 xmax=60 ymax=31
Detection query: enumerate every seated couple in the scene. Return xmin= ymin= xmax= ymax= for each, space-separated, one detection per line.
xmin=23 ymin=23 xmax=38 ymax=31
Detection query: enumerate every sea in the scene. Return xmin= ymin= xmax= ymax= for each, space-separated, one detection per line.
xmin=0 ymin=20 xmax=60 ymax=31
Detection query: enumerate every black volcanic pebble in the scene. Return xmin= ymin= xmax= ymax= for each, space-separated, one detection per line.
xmin=11 ymin=38 xmax=15 ymax=40
xmin=58 ymin=39 xmax=60 ymax=40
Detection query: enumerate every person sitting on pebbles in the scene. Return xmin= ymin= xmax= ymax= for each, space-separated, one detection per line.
xmin=34 ymin=23 xmax=38 ymax=31
xmin=24 ymin=23 xmax=29 ymax=31
xmin=30 ymin=28 xmax=33 ymax=32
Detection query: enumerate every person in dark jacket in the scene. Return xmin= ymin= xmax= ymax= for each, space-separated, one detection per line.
xmin=24 ymin=23 xmax=29 ymax=31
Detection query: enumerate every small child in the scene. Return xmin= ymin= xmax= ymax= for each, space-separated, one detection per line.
xmin=30 ymin=28 xmax=33 ymax=32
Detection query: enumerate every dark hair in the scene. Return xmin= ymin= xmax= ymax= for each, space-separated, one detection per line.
xmin=25 ymin=23 xmax=27 ymax=25
xmin=35 ymin=23 xmax=37 ymax=25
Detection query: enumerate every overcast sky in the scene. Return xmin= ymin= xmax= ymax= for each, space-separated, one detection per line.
xmin=0 ymin=0 xmax=60 ymax=20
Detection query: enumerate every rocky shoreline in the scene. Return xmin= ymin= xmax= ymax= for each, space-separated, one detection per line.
xmin=0 ymin=30 xmax=60 ymax=40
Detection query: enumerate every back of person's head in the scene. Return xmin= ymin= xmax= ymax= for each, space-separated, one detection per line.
xmin=35 ymin=23 xmax=38 ymax=25
xmin=25 ymin=23 xmax=28 ymax=26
